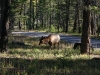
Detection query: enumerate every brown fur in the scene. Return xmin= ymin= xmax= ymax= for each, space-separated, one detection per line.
xmin=39 ymin=34 xmax=60 ymax=49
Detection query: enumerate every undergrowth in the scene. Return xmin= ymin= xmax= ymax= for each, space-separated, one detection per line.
xmin=0 ymin=36 xmax=100 ymax=75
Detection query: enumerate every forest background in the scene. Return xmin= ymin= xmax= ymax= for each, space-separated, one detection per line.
xmin=0 ymin=0 xmax=100 ymax=75
xmin=0 ymin=0 xmax=100 ymax=53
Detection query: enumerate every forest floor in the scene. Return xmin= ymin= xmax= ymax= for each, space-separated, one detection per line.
xmin=11 ymin=31 xmax=100 ymax=58
xmin=12 ymin=31 xmax=100 ymax=49
xmin=0 ymin=32 xmax=100 ymax=75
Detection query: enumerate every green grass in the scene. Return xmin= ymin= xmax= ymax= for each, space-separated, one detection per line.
xmin=0 ymin=36 xmax=100 ymax=75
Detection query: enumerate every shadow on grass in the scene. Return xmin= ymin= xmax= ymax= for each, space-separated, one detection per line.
xmin=8 ymin=36 xmax=53 ymax=50
xmin=0 ymin=57 xmax=100 ymax=75
xmin=9 ymin=36 xmax=67 ymax=50
xmin=8 ymin=43 xmax=51 ymax=50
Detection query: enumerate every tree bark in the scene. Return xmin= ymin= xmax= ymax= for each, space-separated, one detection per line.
xmin=65 ymin=0 xmax=70 ymax=33
xmin=28 ymin=0 xmax=32 ymax=30
xmin=91 ymin=13 xmax=96 ymax=35
xmin=81 ymin=0 xmax=92 ymax=54
xmin=0 ymin=0 xmax=10 ymax=52
xmin=73 ymin=1 xmax=79 ymax=32
xmin=32 ymin=2 xmax=35 ymax=29
xmin=19 ymin=4 xmax=23 ymax=30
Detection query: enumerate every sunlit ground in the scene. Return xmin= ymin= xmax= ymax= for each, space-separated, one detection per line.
xmin=0 ymin=36 xmax=100 ymax=75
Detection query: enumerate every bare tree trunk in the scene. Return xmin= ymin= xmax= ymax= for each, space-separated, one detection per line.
xmin=81 ymin=0 xmax=91 ymax=54
xmin=35 ymin=0 xmax=38 ymax=29
xmin=65 ymin=0 xmax=70 ymax=33
xmin=91 ymin=13 xmax=96 ymax=35
xmin=0 ymin=0 xmax=10 ymax=52
xmin=29 ymin=0 xmax=32 ymax=30
xmin=91 ymin=0 xmax=96 ymax=35
xmin=49 ymin=0 xmax=51 ymax=32
xmin=73 ymin=1 xmax=79 ymax=32
xmin=32 ymin=2 xmax=35 ymax=29
xmin=57 ymin=2 xmax=60 ymax=33
xmin=24 ymin=3 xmax=26 ymax=30
xmin=19 ymin=4 xmax=23 ymax=30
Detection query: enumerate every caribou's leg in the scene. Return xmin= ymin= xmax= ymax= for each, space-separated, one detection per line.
xmin=48 ymin=41 xmax=52 ymax=50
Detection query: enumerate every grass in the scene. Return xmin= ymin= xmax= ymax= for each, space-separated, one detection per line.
xmin=0 ymin=36 xmax=100 ymax=75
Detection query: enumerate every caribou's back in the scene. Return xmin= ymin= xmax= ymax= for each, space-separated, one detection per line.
xmin=48 ymin=34 xmax=60 ymax=44
xmin=39 ymin=34 xmax=60 ymax=49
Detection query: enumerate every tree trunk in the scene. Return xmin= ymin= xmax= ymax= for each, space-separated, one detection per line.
xmin=91 ymin=13 xmax=96 ymax=35
xmin=91 ymin=0 xmax=96 ymax=35
xmin=0 ymin=0 xmax=10 ymax=52
xmin=49 ymin=0 xmax=52 ymax=32
xmin=65 ymin=0 xmax=70 ymax=33
xmin=24 ymin=3 xmax=26 ymax=30
xmin=57 ymin=2 xmax=60 ymax=33
xmin=29 ymin=0 xmax=32 ymax=30
xmin=32 ymin=2 xmax=35 ymax=29
xmin=35 ymin=0 xmax=38 ymax=29
xmin=73 ymin=1 xmax=79 ymax=32
xmin=81 ymin=0 xmax=91 ymax=54
xmin=18 ymin=4 xmax=23 ymax=30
